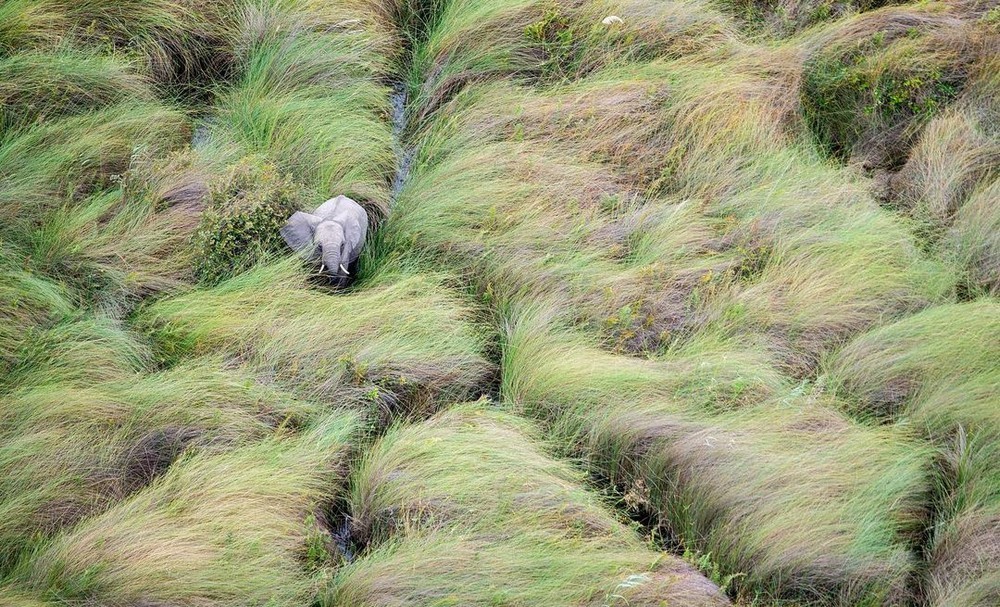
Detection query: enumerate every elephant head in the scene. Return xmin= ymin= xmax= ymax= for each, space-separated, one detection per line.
xmin=280 ymin=196 xmax=369 ymax=285
xmin=313 ymin=195 xmax=368 ymax=257
xmin=280 ymin=211 xmax=323 ymax=258
xmin=314 ymin=220 xmax=350 ymax=277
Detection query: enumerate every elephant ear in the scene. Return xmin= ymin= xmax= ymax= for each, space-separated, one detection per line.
xmin=280 ymin=212 xmax=322 ymax=253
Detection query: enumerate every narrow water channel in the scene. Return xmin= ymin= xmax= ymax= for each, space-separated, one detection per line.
xmin=390 ymin=82 xmax=415 ymax=204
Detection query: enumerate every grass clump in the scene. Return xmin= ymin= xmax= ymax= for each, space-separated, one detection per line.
xmin=326 ymin=405 xmax=730 ymax=607
xmin=799 ymin=5 xmax=993 ymax=168
xmin=141 ymin=262 xmax=492 ymax=415
xmin=924 ymin=428 xmax=1000 ymax=607
xmin=0 ymin=50 xmax=152 ymax=130
xmin=0 ymin=0 xmax=228 ymax=85
xmin=892 ymin=107 xmax=998 ymax=225
xmin=205 ymin=2 xmax=397 ymax=211
xmin=888 ymin=52 xmax=999 ymax=295
xmin=0 ymin=248 xmax=74 ymax=380
xmin=0 ymin=102 xmax=189 ymax=245
xmin=0 ymin=329 xmax=325 ymax=571
xmin=11 ymin=414 xmax=357 ymax=607
xmin=826 ymin=301 xmax=1000 ymax=607
xmin=827 ymin=299 xmax=1000 ymax=423
xmin=502 ymin=309 xmax=931 ymax=605
xmin=942 ymin=178 xmax=1000 ymax=297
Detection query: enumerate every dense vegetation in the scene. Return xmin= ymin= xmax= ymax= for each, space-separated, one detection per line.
xmin=1 ymin=1 xmax=997 ymax=606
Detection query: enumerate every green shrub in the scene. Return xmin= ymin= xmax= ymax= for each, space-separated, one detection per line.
xmin=716 ymin=0 xmax=896 ymax=37
xmin=193 ymin=157 xmax=305 ymax=285
xmin=524 ymin=8 xmax=576 ymax=80
xmin=801 ymin=28 xmax=964 ymax=167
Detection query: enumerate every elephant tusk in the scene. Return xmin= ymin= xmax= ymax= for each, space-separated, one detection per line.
xmin=339 ymin=264 xmax=350 ymax=275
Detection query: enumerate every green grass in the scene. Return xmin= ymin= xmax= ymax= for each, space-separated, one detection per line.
xmin=827 ymin=300 xmax=1000 ymax=607
xmin=141 ymin=262 xmax=492 ymax=410
xmin=207 ymin=18 xmax=396 ymax=210
xmin=0 ymin=49 xmax=153 ymax=129
xmin=799 ymin=2 xmax=993 ymax=168
xmin=1 ymin=1 xmax=997 ymax=606
xmin=827 ymin=300 xmax=1000 ymax=422
xmin=326 ymin=405 xmax=730 ymax=606
xmin=501 ymin=307 xmax=931 ymax=605
xmin=14 ymin=413 xmax=357 ymax=607
xmin=0 ymin=355 xmax=323 ymax=570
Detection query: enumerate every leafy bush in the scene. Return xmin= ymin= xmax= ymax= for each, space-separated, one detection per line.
xmin=524 ymin=8 xmax=576 ymax=80
xmin=801 ymin=28 xmax=964 ymax=168
xmin=717 ymin=0 xmax=896 ymax=36
xmin=193 ymin=157 xmax=305 ymax=285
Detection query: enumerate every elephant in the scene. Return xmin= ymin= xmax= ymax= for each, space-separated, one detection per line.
xmin=280 ymin=195 xmax=369 ymax=286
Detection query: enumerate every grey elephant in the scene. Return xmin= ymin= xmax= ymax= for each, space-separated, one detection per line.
xmin=280 ymin=195 xmax=369 ymax=286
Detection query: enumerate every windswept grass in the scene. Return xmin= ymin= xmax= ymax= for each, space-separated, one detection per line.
xmin=142 ymin=261 xmax=492 ymax=414
xmin=386 ymin=49 xmax=951 ymax=371
xmin=828 ymin=299 xmax=1000 ymax=423
xmin=799 ymin=2 xmax=995 ymax=168
xmin=2 ymin=0 xmax=997 ymax=605
xmin=371 ymin=2 xmax=992 ymax=604
xmin=942 ymin=177 xmax=1000 ymax=297
xmin=0 ymin=0 xmax=227 ymax=83
xmin=827 ymin=300 xmax=1000 ymax=606
xmin=0 ymin=50 xmax=152 ymax=129
xmin=12 ymin=413 xmax=357 ymax=607
xmin=501 ymin=307 xmax=931 ymax=605
xmin=327 ymin=405 xmax=730 ymax=606
xmin=0 ymin=357 xmax=322 ymax=571
xmin=206 ymin=5 xmax=397 ymax=211
xmin=0 ymin=103 xmax=189 ymax=240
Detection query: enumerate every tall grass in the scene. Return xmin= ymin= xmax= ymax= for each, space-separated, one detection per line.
xmin=0 ymin=314 xmax=329 ymax=571
xmin=326 ymin=405 xmax=731 ymax=606
xmin=2 ymin=0 xmax=997 ymax=605
xmin=205 ymin=1 xmax=399 ymax=212
xmin=141 ymin=262 xmax=491 ymax=411
xmin=13 ymin=414 xmax=357 ymax=607
xmin=370 ymin=1 xmax=991 ymax=604
xmin=501 ymin=307 xmax=931 ymax=605
xmin=827 ymin=300 xmax=1000 ymax=606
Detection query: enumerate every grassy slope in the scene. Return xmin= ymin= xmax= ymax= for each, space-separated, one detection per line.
xmin=377 ymin=0 xmax=997 ymax=604
xmin=327 ymin=405 xmax=729 ymax=606
xmin=1 ymin=0 xmax=997 ymax=606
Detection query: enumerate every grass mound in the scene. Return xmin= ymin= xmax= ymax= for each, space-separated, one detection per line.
xmin=327 ymin=405 xmax=731 ymax=606
xmin=799 ymin=3 xmax=997 ymax=168
xmin=15 ymin=414 xmax=357 ymax=607
xmin=1 ymin=0 xmax=997 ymax=605
xmin=142 ymin=262 xmax=493 ymax=414
xmin=828 ymin=300 xmax=1000 ymax=607
xmin=502 ymin=309 xmax=931 ymax=605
